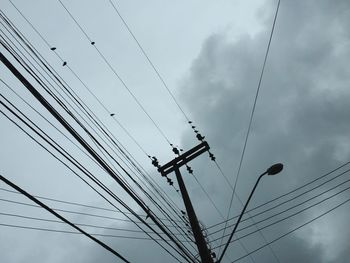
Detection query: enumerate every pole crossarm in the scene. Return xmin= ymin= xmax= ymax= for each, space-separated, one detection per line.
xmin=158 ymin=141 xmax=210 ymax=176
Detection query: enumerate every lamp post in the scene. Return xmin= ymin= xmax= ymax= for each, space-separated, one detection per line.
xmin=217 ymin=163 xmax=284 ymax=263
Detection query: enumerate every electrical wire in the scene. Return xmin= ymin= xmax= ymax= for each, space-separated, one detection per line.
xmin=3 ymin=4 xmax=222 ymax=251
xmin=0 ymin=173 xmax=132 ymax=263
xmin=0 ymin=37 xmax=196 ymax=254
xmin=213 ymin=160 xmax=281 ymax=263
xmin=56 ymin=0 xmax=174 ymax=147
xmin=107 ymin=0 xmax=191 ymax=124
xmin=218 ymin=2 xmax=281 ymax=260
xmin=0 ymin=104 xmax=191 ymax=263
xmin=1 ymin=7 xmax=189 ymax=232
xmin=228 ymin=196 xmax=350 ymax=262
xmin=209 ymin=177 xmax=350 ymax=243
xmin=0 ymin=185 xmax=183 ymax=223
xmin=0 ymin=13 xmax=266 ymax=260
xmin=0 ymin=92 xmax=194 ymax=263
xmin=0 ymin=51 xmax=196 ymax=262
xmin=206 ymin=161 xmax=350 ymax=231
xmin=0 ymin=222 xmax=187 ymax=242
xmin=189 ymin=171 xmax=255 ymax=263
xmin=0 ymin=211 xmax=189 ymax=239
xmin=0 ymin=78 xmax=190 ymax=234
xmin=0 ymin=22 xmax=195 ymax=251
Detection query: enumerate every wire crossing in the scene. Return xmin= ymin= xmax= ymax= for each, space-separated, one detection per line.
xmin=219 ymin=0 xmax=281 ymax=259
xmin=0 ymin=50 xmax=196 ymax=262
xmin=0 ymin=9 xmax=197 ymax=251
xmin=107 ymin=0 xmax=191 ymax=123
xmin=228 ymin=196 xmax=350 ymax=262
xmin=56 ymin=0 xmax=174 ymax=147
xmin=0 ymin=174 xmax=131 ymax=263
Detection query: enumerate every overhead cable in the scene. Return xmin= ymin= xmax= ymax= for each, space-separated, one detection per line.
xmin=0 ymin=173 xmax=131 ymax=263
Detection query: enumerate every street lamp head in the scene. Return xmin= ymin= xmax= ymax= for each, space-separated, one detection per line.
xmin=266 ymin=163 xmax=283 ymax=175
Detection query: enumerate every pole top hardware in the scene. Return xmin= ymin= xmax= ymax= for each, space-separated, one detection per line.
xmin=158 ymin=141 xmax=210 ymax=177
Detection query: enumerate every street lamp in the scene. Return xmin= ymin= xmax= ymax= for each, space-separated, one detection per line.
xmin=217 ymin=163 xmax=284 ymax=263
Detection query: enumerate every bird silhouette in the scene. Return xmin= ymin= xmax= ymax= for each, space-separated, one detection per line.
xmin=172 ymin=147 xmax=180 ymax=155
xmin=50 ymin=47 xmax=56 ymax=51
xmin=62 ymin=61 xmax=67 ymax=66
xmin=196 ymin=133 xmax=205 ymax=141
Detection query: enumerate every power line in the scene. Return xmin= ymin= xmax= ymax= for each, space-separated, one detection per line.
xmin=1 ymin=5 xmax=189 ymax=228
xmin=0 ymin=211 xmax=190 ymax=239
xmin=0 ymin=160 xmax=334 ymax=239
xmin=56 ymin=0 xmax=174 ymax=147
xmin=0 ymin=222 xmax=188 ymax=242
xmin=0 ymin=50 xmax=196 ymax=262
xmin=0 ymin=173 xmax=132 ymax=262
xmin=0 ymin=222 xmax=165 ymax=241
xmin=209 ymin=177 xmax=350 ymax=244
xmin=0 ymin=106 xmax=192 ymax=263
xmin=6 ymin=0 xmax=151 ymax=162
xmin=206 ymin=160 xmax=350 ymax=231
xmin=0 ymin=13 xmax=164 ymax=219
xmin=107 ymin=0 xmax=191 ymax=124
xmin=0 ymin=13 xmax=194 ymax=243
xmin=228 ymin=195 xmax=350 ymax=262
xmin=220 ymin=2 xmax=281 ymax=259
xmin=0 ymin=197 xmax=156 ymax=225
xmin=0 ymin=98 xmax=174 ymax=232
xmin=0 ymin=93 xmax=194 ymax=261
xmin=0 ymin=54 xmax=194 ymax=258
xmin=0 ymin=188 xmax=182 ymax=225
xmin=213 ymin=159 xmax=281 ymax=263
xmin=0 ymin=77 xmax=188 ymax=229
xmin=189 ymin=172 xmax=255 ymax=263
xmin=4 ymin=2 xmax=226 ymax=246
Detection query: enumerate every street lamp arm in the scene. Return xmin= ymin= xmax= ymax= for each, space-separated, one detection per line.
xmin=217 ymin=163 xmax=283 ymax=262
xmin=217 ymin=171 xmax=267 ymax=263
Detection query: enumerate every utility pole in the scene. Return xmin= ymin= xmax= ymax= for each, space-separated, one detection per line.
xmin=159 ymin=141 xmax=214 ymax=263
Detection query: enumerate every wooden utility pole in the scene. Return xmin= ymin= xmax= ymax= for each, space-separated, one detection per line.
xmin=159 ymin=141 xmax=214 ymax=263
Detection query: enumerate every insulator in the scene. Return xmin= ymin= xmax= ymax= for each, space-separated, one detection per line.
xmin=209 ymin=152 xmax=216 ymax=161
xmin=186 ymin=165 xmax=193 ymax=174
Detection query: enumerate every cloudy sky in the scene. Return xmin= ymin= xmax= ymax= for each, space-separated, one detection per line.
xmin=1 ymin=0 xmax=350 ymax=262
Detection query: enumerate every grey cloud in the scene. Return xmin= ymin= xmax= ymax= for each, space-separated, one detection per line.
xmin=178 ymin=0 xmax=350 ymax=262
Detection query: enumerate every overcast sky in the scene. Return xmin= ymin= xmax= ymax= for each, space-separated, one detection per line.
xmin=1 ymin=0 xmax=350 ymax=262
